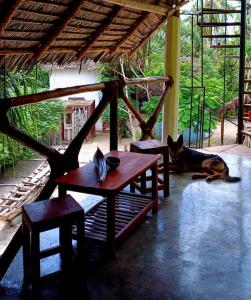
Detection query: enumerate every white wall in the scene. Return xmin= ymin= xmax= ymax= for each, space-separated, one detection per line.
xmin=50 ymin=68 xmax=102 ymax=130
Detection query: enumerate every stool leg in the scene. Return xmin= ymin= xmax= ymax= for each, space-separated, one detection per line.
xmin=22 ymin=221 xmax=30 ymax=287
xmin=163 ymin=149 xmax=169 ymax=197
xmin=151 ymin=162 xmax=158 ymax=212
xmin=130 ymin=145 xmax=136 ymax=193
xmin=107 ymin=194 xmax=116 ymax=258
xmin=60 ymin=224 xmax=72 ymax=276
xmin=30 ymin=230 xmax=41 ymax=297
xmin=130 ymin=182 xmax=135 ymax=193
xmin=76 ymin=215 xmax=85 ymax=269
xmin=140 ymin=172 xmax=147 ymax=194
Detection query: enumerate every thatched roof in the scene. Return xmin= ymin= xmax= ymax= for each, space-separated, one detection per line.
xmin=0 ymin=0 xmax=187 ymax=70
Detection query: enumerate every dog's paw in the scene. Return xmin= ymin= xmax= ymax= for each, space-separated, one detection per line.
xmin=191 ymin=174 xmax=201 ymax=179
xmin=206 ymin=176 xmax=213 ymax=182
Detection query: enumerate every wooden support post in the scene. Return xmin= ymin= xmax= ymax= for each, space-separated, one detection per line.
xmin=0 ymin=123 xmax=62 ymax=162
xmin=147 ymin=80 xmax=173 ymax=131
xmin=162 ymin=11 xmax=181 ymax=141
xmin=64 ymin=81 xmax=118 ymax=170
xmin=104 ymin=0 xmax=169 ymax=15
xmin=110 ymin=86 xmax=118 ymax=151
xmin=119 ymin=78 xmax=172 ymax=141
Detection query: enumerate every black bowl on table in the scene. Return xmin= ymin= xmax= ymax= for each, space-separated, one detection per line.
xmin=106 ymin=156 xmax=120 ymax=172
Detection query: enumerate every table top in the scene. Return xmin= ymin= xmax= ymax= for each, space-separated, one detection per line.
xmin=130 ymin=139 xmax=168 ymax=151
xmin=55 ymin=151 xmax=159 ymax=195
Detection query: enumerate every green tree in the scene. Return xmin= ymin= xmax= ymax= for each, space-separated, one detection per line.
xmin=0 ymin=67 xmax=64 ymax=172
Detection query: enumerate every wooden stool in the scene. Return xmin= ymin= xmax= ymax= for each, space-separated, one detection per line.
xmin=130 ymin=139 xmax=169 ymax=197
xmin=22 ymin=195 xmax=85 ymax=296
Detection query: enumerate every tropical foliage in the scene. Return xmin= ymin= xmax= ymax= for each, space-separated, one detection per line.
xmin=0 ymin=67 xmax=64 ymax=172
xmin=133 ymin=3 xmax=242 ymax=137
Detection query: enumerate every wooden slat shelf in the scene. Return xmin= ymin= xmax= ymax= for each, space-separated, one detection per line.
xmin=72 ymin=192 xmax=153 ymax=243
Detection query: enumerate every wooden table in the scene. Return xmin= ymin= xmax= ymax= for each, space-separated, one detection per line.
xmin=55 ymin=150 xmax=159 ymax=255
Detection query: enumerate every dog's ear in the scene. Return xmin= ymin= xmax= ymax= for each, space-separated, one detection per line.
xmin=167 ymin=135 xmax=173 ymax=147
xmin=177 ymin=134 xmax=183 ymax=147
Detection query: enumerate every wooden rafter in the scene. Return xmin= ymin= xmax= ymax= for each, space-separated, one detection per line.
xmin=109 ymin=0 xmax=167 ymax=54
xmin=105 ymin=0 xmax=170 ymax=15
xmin=77 ymin=5 xmax=122 ymax=60
xmin=0 ymin=0 xmax=24 ymax=36
xmin=0 ymin=46 xmax=130 ymax=56
xmin=26 ymin=0 xmax=68 ymax=9
xmin=128 ymin=1 xmax=188 ymax=56
xmin=110 ymin=11 xmax=151 ymax=54
xmin=129 ymin=17 xmax=166 ymax=56
xmin=33 ymin=0 xmax=86 ymax=62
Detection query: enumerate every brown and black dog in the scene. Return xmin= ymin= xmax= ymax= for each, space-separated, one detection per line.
xmin=167 ymin=135 xmax=241 ymax=182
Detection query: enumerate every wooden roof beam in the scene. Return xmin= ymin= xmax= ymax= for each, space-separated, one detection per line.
xmin=33 ymin=0 xmax=86 ymax=62
xmin=109 ymin=11 xmax=151 ymax=54
xmin=77 ymin=5 xmax=122 ymax=60
xmin=128 ymin=1 xmax=187 ymax=56
xmin=109 ymin=0 xmax=187 ymax=54
xmin=0 ymin=0 xmax=24 ymax=36
xmin=0 ymin=46 xmax=131 ymax=55
xmin=105 ymin=0 xmax=170 ymax=15
xmin=129 ymin=17 xmax=166 ymax=56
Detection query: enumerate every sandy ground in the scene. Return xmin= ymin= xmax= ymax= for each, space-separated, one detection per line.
xmin=207 ymin=118 xmax=237 ymax=146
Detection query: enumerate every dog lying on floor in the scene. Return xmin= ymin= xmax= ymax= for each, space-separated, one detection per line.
xmin=167 ymin=135 xmax=241 ymax=182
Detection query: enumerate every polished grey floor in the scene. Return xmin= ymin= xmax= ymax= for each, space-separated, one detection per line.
xmin=0 ymin=152 xmax=250 ymax=300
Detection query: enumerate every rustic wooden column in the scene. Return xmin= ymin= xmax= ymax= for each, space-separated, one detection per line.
xmin=162 ymin=10 xmax=181 ymax=141
xmin=109 ymin=81 xmax=118 ymax=150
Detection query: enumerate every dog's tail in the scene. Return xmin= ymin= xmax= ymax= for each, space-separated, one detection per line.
xmin=223 ymin=165 xmax=241 ymax=182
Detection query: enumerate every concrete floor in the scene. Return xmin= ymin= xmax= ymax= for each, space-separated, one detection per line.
xmin=0 ymin=152 xmax=251 ymax=300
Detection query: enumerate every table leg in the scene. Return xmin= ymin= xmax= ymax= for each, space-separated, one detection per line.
xmin=151 ymin=162 xmax=158 ymax=212
xmin=76 ymin=214 xmax=85 ymax=268
xmin=22 ymin=220 xmax=30 ymax=287
xmin=30 ymin=229 xmax=40 ymax=298
xmin=140 ymin=172 xmax=147 ymax=194
xmin=58 ymin=185 xmax=66 ymax=197
xmin=58 ymin=186 xmax=67 ymax=250
xmin=107 ymin=194 xmax=116 ymax=257
xmin=60 ymin=224 xmax=72 ymax=278
xmin=163 ymin=148 xmax=169 ymax=197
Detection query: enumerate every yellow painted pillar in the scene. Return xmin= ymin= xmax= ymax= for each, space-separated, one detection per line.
xmin=162 ymin=11 xmax=181 ymax=142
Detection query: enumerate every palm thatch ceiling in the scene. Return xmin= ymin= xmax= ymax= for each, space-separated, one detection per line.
xmin=0 ymin=0 xmax=187 ymax=70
